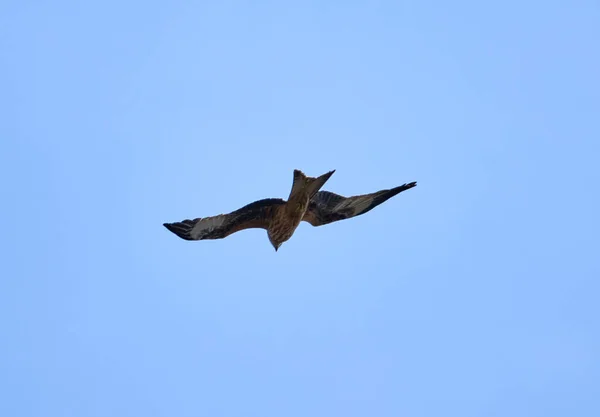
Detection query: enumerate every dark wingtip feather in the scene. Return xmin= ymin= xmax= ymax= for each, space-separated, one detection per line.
xmin=390 ymin=181 xmax=417 ymax=195
xmin=163 ymin=221 xmax=195 ymax=241
xmin=363 ymin=181 xmax=417 ymax=213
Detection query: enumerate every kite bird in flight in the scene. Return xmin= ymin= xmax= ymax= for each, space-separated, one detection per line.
xmin=163 ymin=169 xmax=416 ymax=251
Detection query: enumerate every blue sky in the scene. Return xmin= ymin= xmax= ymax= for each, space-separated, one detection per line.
xmin=1 ymin=1 xmax=599 ymax=416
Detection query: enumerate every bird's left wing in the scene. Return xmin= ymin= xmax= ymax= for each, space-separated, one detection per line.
xmin=164 ymin=198 xmax=285 ymax=241
xmin=302 ymin=182 xmax=416 ymax=227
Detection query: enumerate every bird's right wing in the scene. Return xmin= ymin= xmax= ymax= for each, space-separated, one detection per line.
xmin=164 ymin=198 xmax=285 ymax=241
xmin=302 ymin=182 xmax=416 ymax=227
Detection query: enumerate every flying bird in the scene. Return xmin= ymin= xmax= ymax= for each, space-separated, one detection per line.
xmin=163 ymin=169 xmax=416 ymax=251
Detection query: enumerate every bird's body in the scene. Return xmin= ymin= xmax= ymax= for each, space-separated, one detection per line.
xmin=266 ymin=169 xmax=326 ymax=249
xmin=268 ymin=207 xmax=302 ymax=249
xmin=163 ymin=169 xmax=416 ymax=251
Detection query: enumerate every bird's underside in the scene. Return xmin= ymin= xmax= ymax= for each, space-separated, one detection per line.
xmin=163 ymin=169 xmax=416 ymax=251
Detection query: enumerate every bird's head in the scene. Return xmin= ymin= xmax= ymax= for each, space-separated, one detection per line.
xmin=271 ymin=240 xmax=282 ymax=252
xmin=268 ymin=233 xmax=282 ymax=252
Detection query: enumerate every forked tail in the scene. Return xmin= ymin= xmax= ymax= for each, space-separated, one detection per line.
xmin=289 ymin=169 xmax=335 ymax=200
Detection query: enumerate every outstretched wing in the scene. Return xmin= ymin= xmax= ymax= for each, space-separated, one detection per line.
xmin=164 ymin=198 xmax=285 ymax=241
xmin=302 ymin=182 xmax=416 ymax=227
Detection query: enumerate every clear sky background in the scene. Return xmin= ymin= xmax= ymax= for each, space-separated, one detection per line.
xmin=1 ymin=1 xmax=599 ymax=416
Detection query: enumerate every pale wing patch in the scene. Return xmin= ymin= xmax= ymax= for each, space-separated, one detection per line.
xmin=335 ymin=195 xmax=374 ymax=214
xmin=189 ymin=215 xmax=228 ymax=240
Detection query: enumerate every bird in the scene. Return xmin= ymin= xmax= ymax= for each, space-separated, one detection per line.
xmin=163 ymin=169 xmax=416 ymax=251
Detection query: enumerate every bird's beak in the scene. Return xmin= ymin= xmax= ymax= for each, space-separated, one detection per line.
xmin=275 ymin=246 xmax=278 ymax=252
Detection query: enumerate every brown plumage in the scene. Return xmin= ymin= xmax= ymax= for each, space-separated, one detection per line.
xmin=163 ymin=169 xmax=416 ymax=251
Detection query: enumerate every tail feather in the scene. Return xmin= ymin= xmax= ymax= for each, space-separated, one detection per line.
xmin=289 ymin=169 xmax=335 ymax=200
